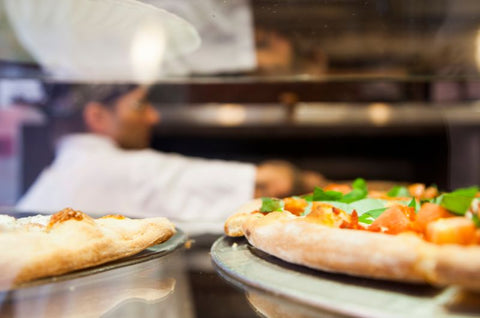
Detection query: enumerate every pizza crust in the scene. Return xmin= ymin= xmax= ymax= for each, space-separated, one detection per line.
xmin=224 ymin=198 xmax=263 ymax=237
xmin=239 ymin=211 xmax=480 ymax=290
xmin=0 ymin=209 xmax=175 ymax=288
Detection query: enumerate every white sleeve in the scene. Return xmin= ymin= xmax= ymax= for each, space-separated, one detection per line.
xmin=127 ymin=150 xmax=256 ymax=226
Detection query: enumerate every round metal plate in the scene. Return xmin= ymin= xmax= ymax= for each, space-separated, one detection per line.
xmin=211 ymin=236 xmax=480 ymax=318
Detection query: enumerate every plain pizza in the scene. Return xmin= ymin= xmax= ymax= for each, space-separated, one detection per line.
xmin=0 ymin=208 xmax=175 ymax=288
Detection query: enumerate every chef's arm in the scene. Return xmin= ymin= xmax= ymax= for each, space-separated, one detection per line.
xmin=254 ymin=161 xmax=328 ymax=198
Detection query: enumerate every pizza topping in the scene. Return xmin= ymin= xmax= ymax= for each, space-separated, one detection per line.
xmin=423 ymin=186 xmax=439 ymax=199
xmin=425 ymin=217 xmax=476 ymax=245
xmin=339 ymin=210 xmax=365 ymax=230
xmin=368 ymin=205 xmax=413 ymax=235
xmin=358 ymin=208 xmax=387 ymax=224
xmin=408 ymin=183 xmax=425 ymax=199
xmin=472 ymin=213 xmax=480 ymax=228
xmin=47 ymin=208 xmax=89 ymax=229
xmin=260 ymin=197 xmax=284 ymax=213
xmin=323 ymin=183 xmax=352 ymax=194
xmin=341 ymin=178 xmax=368 ymax=203
xmin=412 ymin=203 xmax=453 ymax=233
xmin=439 ymin=186 xmax=479 ymax=215
xmin=311 ymin=178 xmax=368 ymax=204
xmin=283 ymin=197 xmax=308 ymax=216
xmin=387 ymin=185 xmax=410 ymax=198
xmin=243 ymin=181 xmax=480 ymax=244
xmin=312 ymin=188 xmax=343 ymax=202
xmin=306 ymin=202 xmax=350 ymax=227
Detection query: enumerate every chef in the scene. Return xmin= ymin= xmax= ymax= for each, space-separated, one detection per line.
xmin=16 ymin=84 xmax=325 ymax=234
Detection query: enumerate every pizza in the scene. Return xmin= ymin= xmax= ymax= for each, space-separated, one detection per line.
xmin=0 ymin=208 xmax=175 ymax=288
xmin=224 ymin=179 xmax=480 ymax=290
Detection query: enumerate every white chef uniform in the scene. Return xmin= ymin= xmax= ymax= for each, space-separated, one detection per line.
xmin=16 ymin=134 xmax=256 ymax=235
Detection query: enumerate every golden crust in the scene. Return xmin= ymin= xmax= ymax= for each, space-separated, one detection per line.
xmin=239 ymin=211 xmax=480 ymax=290
xmin=100 ymin=214 xmax=126 ymax=220
xmin=224 ymin=199 xmax=264 ymax=237
xmin=0 ymin=212 xmax=175 ymax=288
xmin=47 ymin=208 xmax=90 ymax=230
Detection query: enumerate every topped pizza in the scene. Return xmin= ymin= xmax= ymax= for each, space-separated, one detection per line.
xmin=224 ymin=179 xmax=480 ymax=290
xmin=0 ymin=208 xmax=176 ymax=288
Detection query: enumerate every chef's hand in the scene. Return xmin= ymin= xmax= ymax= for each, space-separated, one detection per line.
xmin=254 ymin=161 xmax=327 ymax=198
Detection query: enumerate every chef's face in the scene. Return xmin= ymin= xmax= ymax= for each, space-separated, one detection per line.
xmin=108 ymin=87 xmax=160 ymax=149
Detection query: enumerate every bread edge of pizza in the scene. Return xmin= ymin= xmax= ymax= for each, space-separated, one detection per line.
xmin=225 ymin=201 xmax=480 ymax=291
xmin=0 ymin=209 xmax=176 ymax=287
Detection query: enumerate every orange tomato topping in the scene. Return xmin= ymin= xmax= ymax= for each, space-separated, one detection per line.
xmin=408 ymin=183 xmax=425 ymax=199
xmin=369 ymin=205 xmax=413 ymax=235
xmin=340 ymin=210 xmax=365 ymax=230
xmin=423 ymin=186 xmax=438 ymax=199
xmin=426 ymin=217 xmax=476 ymax=245
xmin=412 ymin=203 xmax=452 ymax=233
xmin=306 ymin=203 xmax=350 ymax=227
xmin=283 ymin=197 xmax=308 ymax=216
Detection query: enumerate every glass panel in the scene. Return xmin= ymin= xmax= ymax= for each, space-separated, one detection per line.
xmin=1 ymin=0 xmax=480 ymax=81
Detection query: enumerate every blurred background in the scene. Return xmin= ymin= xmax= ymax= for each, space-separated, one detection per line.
xmin=1 ymin=0 xmax=480 ymax=207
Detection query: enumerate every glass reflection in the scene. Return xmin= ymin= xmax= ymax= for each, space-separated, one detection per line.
xmin=0 ymin=250 xmax=193 ymax=318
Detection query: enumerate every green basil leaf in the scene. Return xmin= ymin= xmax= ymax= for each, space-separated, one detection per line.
xmin=350 ymin=198 xmax=386 ymax=215
xmin=260 ymin=197 xmax=284 ymax=213
xmin=302 ymin=194 xmax=313 ymax=202
xmin=439 ymin=186 xmax=478 ymax=215
xmin=358 ymin=208 xmax=387 ymax=224
xmin=340 ymin=188 xmax=367 ymax=203
xmin=387 ymin=185 xmax=410 ymax=198
xmin=440 ymin=194 xmax=473 ymax=215
xmin=313 ymin=187 xmax=343 ymax=201
xmin=352 ymin=178 xmax=367 ymax=191
xmin=451 ymin=186 xmax=479 ymax=197
xmin=431 ymin=194 xmax=444 ymax=205
xmin=472 ymin=214 xmax=480 ymax=228
xmin=408 ymin=198 xmax=420 ymax=213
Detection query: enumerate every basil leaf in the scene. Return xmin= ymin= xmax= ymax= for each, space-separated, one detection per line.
xmin=313 ymin=187 xmax=343 ymax=201
xmin=302 ymin=194 xmax=313 ymax=202
xmin=352 ymin=178 xmax=367 ymax=191
xmin=451 ymin=186 xmax=479 ymax=197
xmin=431 ymin=194 xmax=443 ymax=205
xmin=341 ymin=188 xmax=367 ymax=203
xmin=350 ymin=198 xmax=386 ymax=215
xmin=260 ymin=197 xmax=284 ymax=213
xmin=440 ymin=194 xmax=473 ymax=215
xmin=387 ymin=186 xmax=410 ymax=198
xmin=472 ymin=214 xmax=480 ymax=228
xmin=439 ymin=186 xmax=478 ymax=215
xmin=408 ymin=198 xmax=420 ymax=213
xmin=339 ymin=178 xmax=368 ymax=203
xmin=358 ymin=208 xmax=387 ymax=224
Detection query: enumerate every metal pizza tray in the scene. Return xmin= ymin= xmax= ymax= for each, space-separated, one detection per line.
xmin=3 ymin=211 xmax=187 ymax=290
xmin=211 ymin=236 xmax=480 ymax=318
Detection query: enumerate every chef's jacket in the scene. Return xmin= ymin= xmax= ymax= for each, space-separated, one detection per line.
xmin=16 ymin=134 xmax=256 ymax=235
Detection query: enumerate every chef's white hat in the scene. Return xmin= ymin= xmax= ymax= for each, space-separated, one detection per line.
xmin=3 ymin=0 xmax=201 ymax=83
